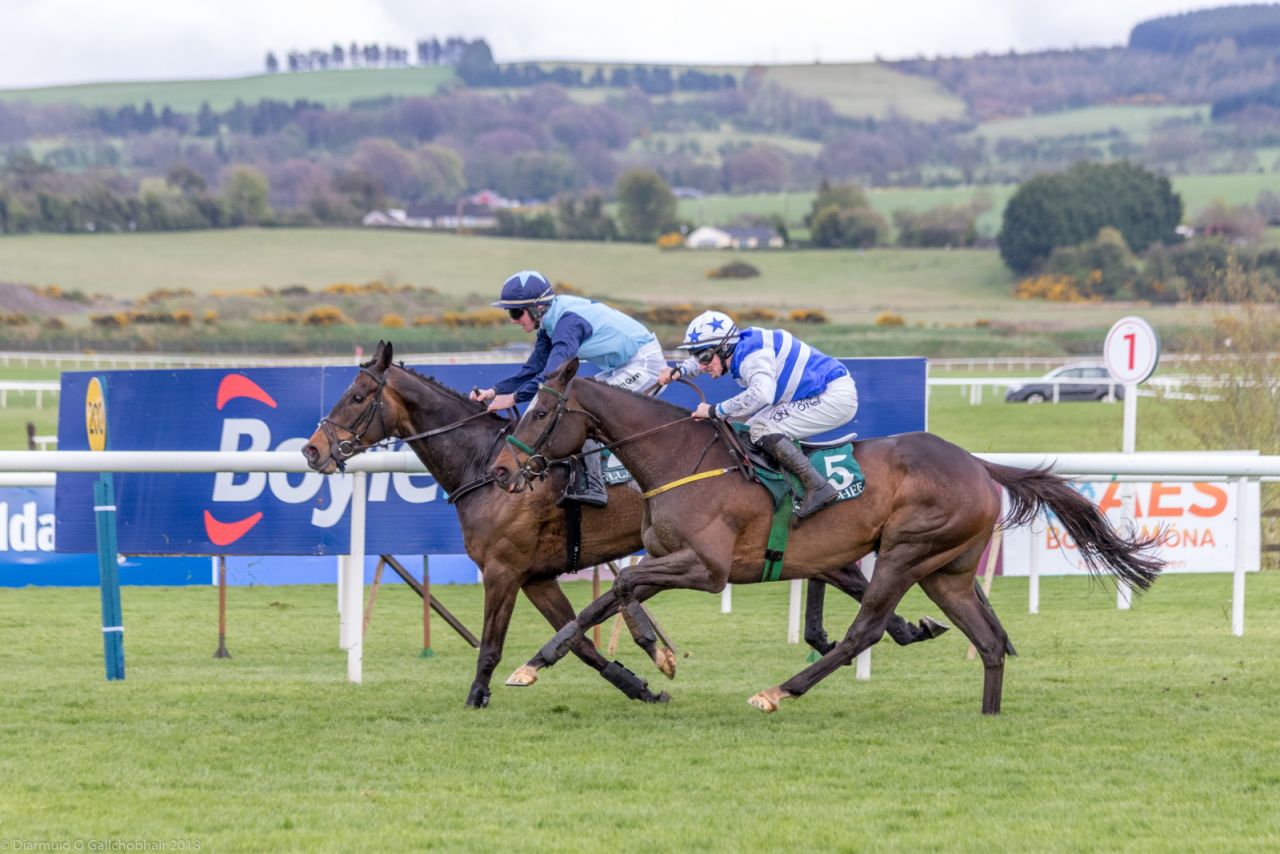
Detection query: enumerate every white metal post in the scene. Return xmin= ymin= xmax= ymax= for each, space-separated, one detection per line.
xmin=855 ymin=553 xmax=874 ymax=681
xmin=1116 ymin=382 xmax=1138 ymax=610
xmin=340 ymin=472 xmax=367 ymax=683
xmin=721 ymin=583 xmax=732 ymax=614
xmin=787 ymin=579 xmax=802 ymax=644
xmin=1029 ymin=519 xmax=1040 ymax=614
xmin=1232 ymin=476 xmax=1247 ymax=637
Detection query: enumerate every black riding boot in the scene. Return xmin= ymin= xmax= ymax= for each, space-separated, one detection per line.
xmin=565 ymin=439 xmax=608 ymax=507
xmin=759 ymin=434 xmax=836 ymax=519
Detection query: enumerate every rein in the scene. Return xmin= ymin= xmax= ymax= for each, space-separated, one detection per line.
xmin=504 ymin=379 xmax=751 ymax=499
xmin=320 ymin=364 xmax=514 ymax=470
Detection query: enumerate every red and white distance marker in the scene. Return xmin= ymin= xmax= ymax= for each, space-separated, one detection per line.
xmin=1104 ymin=316 xmax=1160 ymax=385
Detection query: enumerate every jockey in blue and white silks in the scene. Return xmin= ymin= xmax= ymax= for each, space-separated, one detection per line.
xmin=659 ymin=310 xmax=857 ymax=518
xmin=470 ymin=270 xmax=665 ymax=506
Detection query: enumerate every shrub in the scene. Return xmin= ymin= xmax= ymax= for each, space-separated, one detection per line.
xmin=42 ymin=317 xmax=67 ymax=330
xmin=790 ymin=309 xmax=828 ymax=324
xmin=736 ymin=307 xmax=779 ymax=323
xmin=412 ymin=315 xmax=437 ymax=327
xmin=638 ymin=303 xmax=699 ymax=325
xmin=90 ymin=313 xmax=130 ymax=328
xmin=874 ymin=312 xmax=905 ymax=327
xmin=254 ymin=313 xmax=301 ymax=325
xmin=555 ymin=281 xmax=586 ymax=296
xmin=1014 ymin=274 xmax=1090 ymax=302
xmin=1 ymin=313 xmax=30 ymax=326
xmin=303 ymin=306 xmax=351 ymax=326
xmin=656 ymin=231 xmax=685 ymax=250
xmin=381 ymin=313 xmax=406 ymax=328
xmin=173 ymin=309 xmax=193 ymax=327
xmin=279 ymin=284 xmax=311 ymax=297
xmin=203 ymin=310 xmax=219 ymax=325
xmin=440 ymin=308 xmax=506 ymax=327
xmin=707 ymin=261 xmax=760 ymax=279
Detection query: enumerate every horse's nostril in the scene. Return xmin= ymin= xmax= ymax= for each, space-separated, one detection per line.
xmin=303 ymin=444 xmax=318 ymax=463
xmin=494 ymin=466 xmax=509 ymax=482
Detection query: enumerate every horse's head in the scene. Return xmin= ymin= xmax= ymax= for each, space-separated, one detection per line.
xmin=491 ymin=357 xmax=597 ymax=492
xmin=304 ymin=340 xmax=404 ymax=474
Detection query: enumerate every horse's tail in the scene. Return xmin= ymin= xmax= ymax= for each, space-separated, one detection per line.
xmin=982 ymin=461 xmax=1164 ymax=591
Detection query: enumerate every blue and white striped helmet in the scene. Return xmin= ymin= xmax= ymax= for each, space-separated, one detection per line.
xmin=493 ymin=270 xmax=554 ymax=309
xmin=679 ymin=310 xmax=739 ymax=351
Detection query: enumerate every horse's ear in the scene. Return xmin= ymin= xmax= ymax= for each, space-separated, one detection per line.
xmin=377 ymin=340 xmax=393 ymax=371
xmin=562 ymin=356 xmax=579 ymax=383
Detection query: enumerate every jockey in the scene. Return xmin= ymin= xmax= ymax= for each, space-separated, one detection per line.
xmin=470 ymin=270 xmax=665 ymax=506
xmin=657 ymin=310 xmax=857 ymax=518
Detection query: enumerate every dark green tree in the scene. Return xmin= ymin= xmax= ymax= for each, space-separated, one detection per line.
xmin=615 ymin=169 xmax=676 ymax=241
xmin=997 ymin=161 xmax=1182 ymax=274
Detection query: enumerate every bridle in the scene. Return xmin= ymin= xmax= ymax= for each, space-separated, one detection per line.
xmin=318 ymin=365 xmax=508 ymax=471
xmin=318 ymin=366 xmax=389 ymax=467
xmin=503 ymin=379 xmax=720 ymax=490
xmin=503 ymin=383 xmax=599 ymax=485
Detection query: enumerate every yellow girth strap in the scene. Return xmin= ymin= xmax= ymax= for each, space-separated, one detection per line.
xmin=642 ymin=467 xmax=735 ymax=499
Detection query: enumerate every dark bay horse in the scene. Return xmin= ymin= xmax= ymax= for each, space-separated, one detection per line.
xmin=492 ymin=358 xmax=1164 ymax=715
xmin=302 ymin=342 xmax=944 ymax=707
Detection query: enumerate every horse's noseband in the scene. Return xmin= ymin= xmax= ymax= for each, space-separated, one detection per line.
xmin=504 ymin=383 xmax=596 ymax=485
xmin=318 ymin=366 xmax=388 ymax=469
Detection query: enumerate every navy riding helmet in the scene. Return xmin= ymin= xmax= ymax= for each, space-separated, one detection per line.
xmin=492 ymin=270 xmax=554 ymax=309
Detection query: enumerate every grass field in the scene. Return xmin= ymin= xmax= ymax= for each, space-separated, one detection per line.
xmin=0 ymin=228 xmax=1225 ymax=339
xmin=1 ymin=574 xmax=1277 ymax=849
xmin=761 ymin=63 xmax=969 ymax=121
xmin=974 ymin=105 xmax=1210 ymax=144
xmin=0 ymin=67 xmax=456 ymax=112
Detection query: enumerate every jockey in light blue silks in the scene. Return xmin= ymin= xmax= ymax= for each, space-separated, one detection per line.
xmin=470 ymin=270 xmax=665 ymax=506
xmin=657 ymin=310 xmax=857 ymax=518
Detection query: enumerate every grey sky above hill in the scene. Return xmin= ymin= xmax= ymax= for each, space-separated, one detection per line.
xmin=0 ymin=0 xmax=1243 ymax=89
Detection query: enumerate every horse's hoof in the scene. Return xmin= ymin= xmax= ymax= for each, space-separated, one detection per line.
xmin=655 ymin=647 xmax=677 ymax=680
xmin=465 ymin=685 xmax=490 ymax=708
xmin=921 ymin=616 xmax=950 ymax=638
xmin=505 ymin=664 xmax=539 ymax=687
xmin=747 ymin=686 xmax=790 ymax=713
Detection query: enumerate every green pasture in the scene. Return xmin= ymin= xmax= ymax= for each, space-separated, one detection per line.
xmin=761 ymin=63 xmax=969 ymax=122
xmin=0 ymin=228 xmax=1176 ymax=324
xmin=0 ymin=66 xmax=455 ymax=113
xmin=681 ymin=174 xmax=1280 ymax=234
xmin=974 ymin=105 xmax=1209 ymax=144
xmin=628 ymin=129 xmax=825 ymax=164
xmin=1 ymin=574 xmax=1277 ymax=849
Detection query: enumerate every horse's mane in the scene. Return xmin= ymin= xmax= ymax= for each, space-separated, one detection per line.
xmin=361 ymin=357 xmax=513 ymax=424
xmin=574 ymin=376 xmax=701 ymax=421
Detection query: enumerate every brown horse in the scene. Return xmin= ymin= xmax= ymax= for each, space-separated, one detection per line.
xmin=302 ymin=342 xmax=944 ymax=708
xmin=492 ymin=358 xmax=1164 ymax=715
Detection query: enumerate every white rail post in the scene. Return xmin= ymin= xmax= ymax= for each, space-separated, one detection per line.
xmin=1232 ymin=476 xmax=1247 ymax=637
xmin=787 ymin=579 xmax=802 ymax=644
xmin=1116 ymin=381 xmax=1139 ymax=610
xmin=721 ymin=583 xmax=732 ymax=614
xmin=1029 ymin=518 xmax=1041 ymax=614
xmin=340 ymin=472 xmax=368 ymax=683
xmin=855 ymin=553 xmax=874 ymax=681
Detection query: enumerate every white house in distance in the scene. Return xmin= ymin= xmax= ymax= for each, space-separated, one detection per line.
xmin=362 ymin=202 xmax=499 ymax=230
xmin=686 ymin=225 xmax=785 ymax=249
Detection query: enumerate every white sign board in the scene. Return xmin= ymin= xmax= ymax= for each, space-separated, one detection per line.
xmin=1104 ymin=316 xmax=1160 ymax=384
xmin=1002 ymin=479 xmax=1260 ymax=575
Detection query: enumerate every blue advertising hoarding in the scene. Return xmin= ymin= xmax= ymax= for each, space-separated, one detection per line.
xmin=54 ymin=359 xmax=925 ymax=557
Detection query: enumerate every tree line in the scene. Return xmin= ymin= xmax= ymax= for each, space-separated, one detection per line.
xmin=265 ymin=36 xmax=482 ymax=74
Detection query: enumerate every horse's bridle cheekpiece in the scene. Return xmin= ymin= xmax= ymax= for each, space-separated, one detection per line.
xmin=317 ymin=366 xmax=388 ymax=470
xmin=505 ymin=383 xmax=599 ymax=487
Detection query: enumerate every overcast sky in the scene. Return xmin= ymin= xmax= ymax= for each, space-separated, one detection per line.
xmin=0 ymin=0 xmax=1243 ymax=89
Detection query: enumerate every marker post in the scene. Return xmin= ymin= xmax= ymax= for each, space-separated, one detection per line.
xmin=87 ymin=376 xmax=125 ymax=680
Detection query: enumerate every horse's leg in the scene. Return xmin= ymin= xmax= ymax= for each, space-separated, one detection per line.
xmin=819 ymin=563 xmax=950 ymax=648
xmin=620 ymin=596 xmax=677 ymax=679
xmin=466 ymin=567 xmax=521 ymax=708
xmin=803 ymin=578 xmax=835 ymax=655
xmin=750 ymin=540 xmax=971 ymax=713
xmin=507 ymin=578 xmax=669 ymax=703
xmin=918 ymin=567 xmax=1010 ymax=714
xmin=530 ymin=549 xmax=721 ymax=680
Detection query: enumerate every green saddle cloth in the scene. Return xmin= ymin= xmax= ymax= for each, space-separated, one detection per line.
xmin=730 ymin=423 xmax=866 ymax=581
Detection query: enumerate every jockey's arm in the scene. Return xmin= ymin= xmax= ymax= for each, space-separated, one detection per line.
xmin=713 ymin=351 xmax=777 ymax=420
xmin=540 ymin=312 xmax=594 ymax=378
xmin=496 ymin=329 xmax=553 ymax=403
